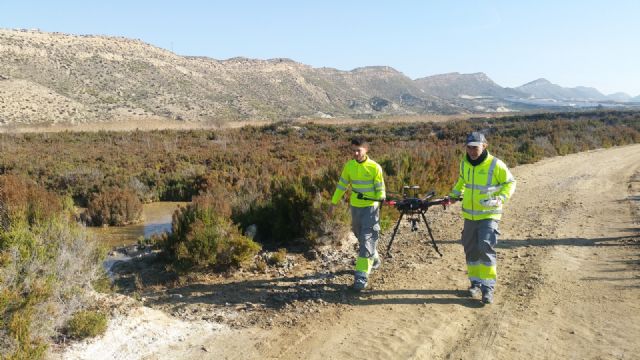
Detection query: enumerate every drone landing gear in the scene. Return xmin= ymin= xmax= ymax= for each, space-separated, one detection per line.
xmin=385 ymin=209 xmax=443 ymax=258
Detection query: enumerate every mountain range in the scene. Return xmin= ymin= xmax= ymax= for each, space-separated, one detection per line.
xmin=515 ymin=78 xmax=636 ymax=102
xmin=0 ymin=28 xmax=638 ymax=127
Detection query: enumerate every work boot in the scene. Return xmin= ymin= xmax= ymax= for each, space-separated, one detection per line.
xmin=468 ymin=285 xmax=481 ymax=298
xmin=353 ymin=276 xmax=368 ymax=291
xmin=482 ymin=290 xmax=494 ymax=305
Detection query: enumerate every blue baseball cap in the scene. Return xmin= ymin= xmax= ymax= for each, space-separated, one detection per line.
xmin=466 ymin=132 xmax=487 ymax=146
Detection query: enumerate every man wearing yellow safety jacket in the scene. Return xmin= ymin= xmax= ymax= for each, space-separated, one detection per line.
xmin=448 ymin=132 xmax=516 ymax=305
xmin=331 ymin=137 xmax=386 ymax=291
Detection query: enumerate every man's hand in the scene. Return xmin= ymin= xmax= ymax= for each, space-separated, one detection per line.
xmin=480 ymin=197 xmax=502 ymax=207
xmin=446 ymin=196 xmax=459 ymax=204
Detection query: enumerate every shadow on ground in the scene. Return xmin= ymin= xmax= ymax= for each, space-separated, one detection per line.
xmin=110 ymin=234 xmax=638 ymax=312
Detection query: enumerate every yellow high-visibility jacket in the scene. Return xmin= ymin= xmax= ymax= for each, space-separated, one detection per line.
xmin=449 ymin=152 xmax=516 ymax=220
xmin=332 ymin=157 xmax=386 ymax=207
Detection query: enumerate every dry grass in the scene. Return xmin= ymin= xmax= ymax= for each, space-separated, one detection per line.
xmin=0 ymin=113 xmax=522 ymax=133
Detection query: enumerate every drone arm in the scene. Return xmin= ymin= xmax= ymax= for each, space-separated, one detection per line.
xmin=356 ymin=192 xmax=387 ymax=203
xmin=421 ymin=197 xmax=454 ymax=210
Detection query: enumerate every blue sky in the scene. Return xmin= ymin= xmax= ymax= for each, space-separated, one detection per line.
xmin=1 ymin=0 xmax=639 ymax=96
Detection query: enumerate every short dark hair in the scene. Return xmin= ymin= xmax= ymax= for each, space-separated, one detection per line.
xmin=350 ymin=137 xmax=369 ymax=147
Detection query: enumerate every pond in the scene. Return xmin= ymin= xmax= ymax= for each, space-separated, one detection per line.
xmin=89 ymin=201 xmax=188 ymax=248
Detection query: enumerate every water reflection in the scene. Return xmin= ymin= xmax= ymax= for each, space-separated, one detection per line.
xmin=90 ymin=202 xmax=188 ymax=248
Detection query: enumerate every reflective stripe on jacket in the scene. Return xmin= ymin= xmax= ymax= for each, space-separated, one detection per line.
xmin=449 ymin=152 xmax=516 ymax=220
xmin=332 ymin=157 xmax=386 ymax=207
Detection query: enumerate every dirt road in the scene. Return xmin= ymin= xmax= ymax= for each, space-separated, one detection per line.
xmin=59 ymin=144 xmax=640 ymax=360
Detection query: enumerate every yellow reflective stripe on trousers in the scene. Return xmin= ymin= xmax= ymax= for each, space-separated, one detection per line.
xmin=355 ymin=257 xmax=373 ymax=274
xmin=467 ymin=263 xmax=497 ymax=280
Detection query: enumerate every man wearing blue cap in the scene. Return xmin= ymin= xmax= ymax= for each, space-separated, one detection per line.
xmin=448 ymin=132 xmax=516 ymax=304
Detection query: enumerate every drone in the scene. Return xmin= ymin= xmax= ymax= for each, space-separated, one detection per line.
xmin=358 ymin=185 xmax=452 ymax=257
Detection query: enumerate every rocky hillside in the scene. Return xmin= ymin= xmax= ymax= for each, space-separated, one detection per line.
xmin=1 ymin=29 xmax=637 ymax=127
xmin=515 ymin=78 xmax=635 ymax=102
xmin=0 ymin=29 xmax=462 ymax=126
xmin=413 ymin=72 xmax=528 ymax=113
xmin=414 ymin=72 xmax=524 ymax=99
xmin=607 ymin=92 xmax=633 ymax=102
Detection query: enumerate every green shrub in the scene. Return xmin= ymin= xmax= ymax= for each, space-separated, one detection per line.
xmin=234 ymin=175 xmax=350 ymax=249
xmin=66 ymin=310 xmax=108 ymax=339
xmin=164 ymin=197 xmax=261 ymax=271
xmin=268 ymin=248 xmax=288 ymax=266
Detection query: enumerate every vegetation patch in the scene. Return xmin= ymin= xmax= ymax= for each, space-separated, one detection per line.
xmin=268 ymin=248 xmax=288 ymax=267
xmin=84 ymin=188 xmax=142 ymax=226
xmin=65 ymin=310 xmax=108 ymax=339
xmin=0 ymin=175 xmax=103 ymax=359
xmin=161 ymin=193 xmax=261 ymax=271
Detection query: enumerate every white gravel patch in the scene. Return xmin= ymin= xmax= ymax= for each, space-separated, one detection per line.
xmin=60 ymin=306 xmax=227 ymax=360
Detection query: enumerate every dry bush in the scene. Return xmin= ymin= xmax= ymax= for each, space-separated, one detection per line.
xmin=0 ymin=177 xmax=103 ymax=359
xmin=0 ymin=175 xmax=61 ymax=229
xmin=85 ymin=188 xmax=142 ymax=226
